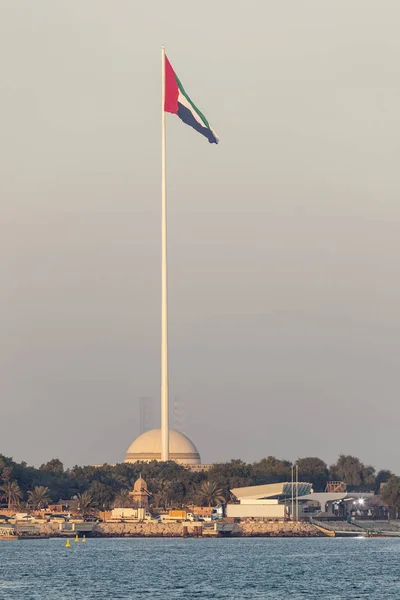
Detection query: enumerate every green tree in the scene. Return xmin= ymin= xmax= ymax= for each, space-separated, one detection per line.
xmin=39 ymin=459 xmax=64 ymax=473
xmin=169 ymin=481 xmax=188 ymax=507
xmin=252 ymin=456 xmax=292 ymax=485
xmin=88 ymin=481 xmax=115 ymax=510
xmin=375 ymin=470 xmax=392 ymax=495
xmin=77 ymin=491 xmax=95 ymax=515
xmin=27 ymin=486 xmax=50 ymax=509
xmin=329 ymin=455 xmax=375 ymax=491
xmin=197 ymin=480 xmax=225 ymax=507
xmin=208 ymin=460 xmax=252 ymax=494
xmin=0 ymin=480 xmax=22 ymax=509
xmin=380 ymin=476 xmax=400 ymax=518
xmin=296 ymin=457 xmax=329 ymax=492
xmin=113 ymin=490 xmax=135 ymax=509
xmin=1 ymin=466 xmax=12 ymax=483
xmin=150 ymin=480 xmax=171 ymax=510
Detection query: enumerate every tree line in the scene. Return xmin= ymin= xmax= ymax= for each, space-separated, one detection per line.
xmin=1 ymin=453 xmax=399 ymax=513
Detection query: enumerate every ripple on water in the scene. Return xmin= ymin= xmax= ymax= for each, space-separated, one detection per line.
xmin=0 ymin=537 xmax=400 ymax=599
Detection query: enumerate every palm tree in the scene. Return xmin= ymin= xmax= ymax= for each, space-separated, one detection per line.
xmin=77 ymin=491 xmax=95 ymax=515
xmin=27 ymin=486 xmax=50 ymax=510
xmin=150 ymin=480 xmax=171 ymax=510
xmin=0 ymin=480 xmax=22 ymax=509
xmin=113 ymin=490 xmax=135 ymax=508
xmin=197 ymin=480 xmax=225 ymax=507
xmin=13 ymin=498 xmax=27 ymax=512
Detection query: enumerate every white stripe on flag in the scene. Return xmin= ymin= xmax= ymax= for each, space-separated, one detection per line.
xmin=177 ymin=91 xmax=207 ymax=128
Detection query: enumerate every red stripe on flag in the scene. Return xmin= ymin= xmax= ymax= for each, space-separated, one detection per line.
xmin=164 ymin=55 xmax=179 ymax=114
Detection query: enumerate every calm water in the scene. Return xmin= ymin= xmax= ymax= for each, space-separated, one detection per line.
xmin=0 ymin=537 xmax=400 ymax=599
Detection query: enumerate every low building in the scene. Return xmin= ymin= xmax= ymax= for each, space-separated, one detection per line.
xmin=297 ymin=491 xmax=375 ymax=518
xmin=110 ymin=508 xmax=145 ymax=521
xmin=227 ymin=482 xmax=313 ymax=520
xmin=191 ymin=507 xmax=214 ymax=518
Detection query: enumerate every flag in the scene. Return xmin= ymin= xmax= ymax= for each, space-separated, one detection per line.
xmin=164 ymin=55 xmax=219 ymax=144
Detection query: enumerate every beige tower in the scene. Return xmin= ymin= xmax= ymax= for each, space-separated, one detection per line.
xmin=129 ymin=476 xmax=150 ymax=509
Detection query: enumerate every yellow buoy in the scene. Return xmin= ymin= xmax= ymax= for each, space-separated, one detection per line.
xmin=75 ymin=534 xmax=79 ymax=542
xmin=65 ymin=539 xmax=71 ymax=548
xmin=82 ymin=535 xmax=86 ymax=543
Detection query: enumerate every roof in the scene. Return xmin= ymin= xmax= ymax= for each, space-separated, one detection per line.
xmin=297 ymin=492 xmax=348 ymax=504
xmin=125 ymin=429 xmax=201 ymax=465
xmin=297 ymin=492 xmax=375 ymax=503
xmin=133 ymin=477 xmax=148 ymax=492
xmin=230 ymin=482 xmax=313 ymax=501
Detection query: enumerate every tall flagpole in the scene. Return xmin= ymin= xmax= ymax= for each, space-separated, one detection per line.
xmin=291 ymin=466 xmax=294 ymax=521
xmin=161 ymin=46 xmax=169 ymax=461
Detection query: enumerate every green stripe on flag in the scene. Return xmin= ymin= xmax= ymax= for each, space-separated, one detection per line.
xmin=175 ymin=73 xmax=210 ymax=129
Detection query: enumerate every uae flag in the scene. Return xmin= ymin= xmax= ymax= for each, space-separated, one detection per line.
xmin=164 ymin=55 xmax=219 ymax=144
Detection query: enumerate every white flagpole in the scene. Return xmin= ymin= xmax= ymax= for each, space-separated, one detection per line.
xmin=161 ymin=46 xmax=169 ymax=461
xmin=291 ymin=466 xmax=294 ymax=521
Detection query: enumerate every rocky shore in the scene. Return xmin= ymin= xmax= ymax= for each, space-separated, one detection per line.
xmin=15 ymin=520 xmax=324 ymax=538
xmin=239 ymin=521 xmax=323 ymax=537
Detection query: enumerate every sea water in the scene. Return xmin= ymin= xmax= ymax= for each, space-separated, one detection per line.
xmin=0 ymin=537 xmax=399 ymax=599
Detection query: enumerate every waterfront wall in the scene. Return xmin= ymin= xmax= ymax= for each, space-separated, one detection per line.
xmin=92 ymin=521 xmax=321 ymax=538
xmin=13 ymin=520 xmax=323 ymax=538
xmin=239 ymin=521 xmax=323 ymax=537
xmin=93 ymin=521 xmax=322 ymax=537
xmin=95 ymin=522 xmax=183 ymax=537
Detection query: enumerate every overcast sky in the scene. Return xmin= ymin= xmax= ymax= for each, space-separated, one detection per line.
xmin=1 ymin=1 xmax=400 ymax=471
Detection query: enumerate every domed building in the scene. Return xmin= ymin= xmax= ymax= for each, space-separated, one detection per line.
xmin=124 ymin=428 xmax=201 ymax=466
xmin=129 ymin=476 xmax=150 ymax=509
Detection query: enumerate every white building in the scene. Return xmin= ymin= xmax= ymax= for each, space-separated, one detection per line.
xmin=227 ymin=482 xmax=313 ymax=520
xmin=124 ymin=429 xmax=201 ymax=467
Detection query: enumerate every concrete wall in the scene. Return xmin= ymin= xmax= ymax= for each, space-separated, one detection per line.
xmin=95 ymin=522 xmax=183 ymax=537
xmin=240 ymin=521 xmax=322 ymax=537
xmin=12 ymin=520 xmax=323 ymax=537
xmin=226 ymin=504 xmax=285 ymax=519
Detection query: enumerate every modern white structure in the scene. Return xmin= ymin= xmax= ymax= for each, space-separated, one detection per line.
xmin=296 ymin=492 xmax=374 ymax=517
xmin=227 ymin=482 xmax=313 ymax=520
xmin=125 ymin=428 xmax=201 ymax=466
xmin=227 ymin=501 xmax=286 ymax=520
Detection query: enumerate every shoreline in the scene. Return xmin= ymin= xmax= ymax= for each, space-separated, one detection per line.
xmin=3 ymin=521 xmax=325 ymax=539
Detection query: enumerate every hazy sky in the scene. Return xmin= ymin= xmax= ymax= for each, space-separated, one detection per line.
xmin=2 ymin=1 xmax=400 ymax=471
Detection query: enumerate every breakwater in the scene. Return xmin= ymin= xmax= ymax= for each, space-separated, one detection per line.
xmin=9 ymin=520 xmax=324 ymax=538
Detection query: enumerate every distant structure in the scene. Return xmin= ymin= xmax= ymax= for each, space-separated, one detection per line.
xmin=129 ymin=476 xmax=150 ymax=509
xmin=125 ymin=429 xmax=201 ymax=467
xmin=139 ymin=397 xmax=154 ymax=434
xmin=325 ymin=481 xmax=347 ymax=493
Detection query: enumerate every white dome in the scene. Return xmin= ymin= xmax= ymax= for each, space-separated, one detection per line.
xmin=124 ymin=429 xmax=201 ymax=466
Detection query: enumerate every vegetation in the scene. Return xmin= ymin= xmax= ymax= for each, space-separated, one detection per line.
xmin=113 ymin=490 xmax=135 ymax=509
xmin=0 ymin=480 xmax=22 ymax=509
xmin=0 ymin=452 xmax=398 ymax=512
xmin=198 ymin=481 xmax=225 ymax=507
xmin=76 ymin=491 xmax=95 ymax=515
xmin=380 ymin=476 xmax=400 ymax=518
xmin=27 ymin=486 xmax=51 ymax=510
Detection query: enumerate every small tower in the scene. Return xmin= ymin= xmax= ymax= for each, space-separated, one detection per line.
xmin=129 ymin=476 xmax=150 ymax=509
xmin=325 ymin=481 xmax=347 ymax=493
